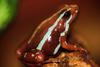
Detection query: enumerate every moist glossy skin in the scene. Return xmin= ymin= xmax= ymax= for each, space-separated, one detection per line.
xmin=16 ymin=5 xmax=86 ymax=66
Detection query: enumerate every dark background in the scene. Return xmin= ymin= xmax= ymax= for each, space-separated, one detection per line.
xmin=0 ymin=0 xmax=100 ymax=67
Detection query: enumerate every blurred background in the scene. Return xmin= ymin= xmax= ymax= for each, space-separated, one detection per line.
xmin=0 ymin=0 xmax=100 ymax=67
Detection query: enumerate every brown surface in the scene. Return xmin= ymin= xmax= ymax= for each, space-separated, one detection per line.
xmin=43 ymin=52 xmax=98 ymax=67
xmin=0 ymin=0 xmax=100 ymax=67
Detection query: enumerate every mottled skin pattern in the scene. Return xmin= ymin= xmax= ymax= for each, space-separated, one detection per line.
xmin=16 ymin=5 xmax=87 ymax=66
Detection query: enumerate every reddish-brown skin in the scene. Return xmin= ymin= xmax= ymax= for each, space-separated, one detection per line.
xmin=16 ymin=5 xmax=87 ymax=66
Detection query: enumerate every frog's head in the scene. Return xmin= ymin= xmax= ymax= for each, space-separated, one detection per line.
xmin=20 ymin=49 xmax=46 ymax=65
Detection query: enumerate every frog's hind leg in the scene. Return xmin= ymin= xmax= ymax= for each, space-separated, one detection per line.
xmin=59 ymin=36 xmax=87 ymax=53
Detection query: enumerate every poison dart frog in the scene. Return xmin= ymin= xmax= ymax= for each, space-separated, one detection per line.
xmin=16 ymin=5 xmax=87 ymax=66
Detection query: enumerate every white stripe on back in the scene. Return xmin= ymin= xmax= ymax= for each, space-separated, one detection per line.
xmin=36 ymin=11 xmax=66 ymax=50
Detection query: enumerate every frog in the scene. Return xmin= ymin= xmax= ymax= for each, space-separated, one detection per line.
xmin=16 ymin=5 xmax=87 ymax=66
